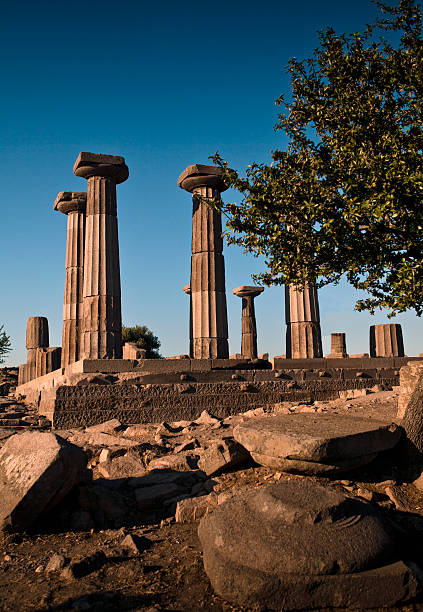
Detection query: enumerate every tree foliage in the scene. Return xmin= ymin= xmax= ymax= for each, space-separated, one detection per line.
xmin=212 ymin=0 xmax=423 ymax=316
xmin=0 ymin=325 xmax=12 ymax=364
xmin=122 ymin=325 xmax=162 ymax=358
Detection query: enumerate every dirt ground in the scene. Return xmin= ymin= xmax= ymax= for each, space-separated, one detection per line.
xmin=2 ymin=388 xmax=423 ymax=611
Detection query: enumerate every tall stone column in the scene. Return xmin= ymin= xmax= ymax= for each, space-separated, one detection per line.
xmin=178 ymin=164 xmax=229 ymax=359
xmin=233 ymin=286 xmax=264 ymax=359
xmin=74 ymin=152 xmax=129 ymax=359
xmin=54 ymin=191 xmax=86 ymax=367
xmin=182 ymin=284 xmax=193 ymax=358
xmin=370 ymin=324 xmax=404 ymax=357
xmin=285 ymin=283 xmax=323 ymax=359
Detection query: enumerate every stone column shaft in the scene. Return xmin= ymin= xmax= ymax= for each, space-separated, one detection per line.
xmin=179 ymin=164 xmax=229 ymax=359
xmin=54 ymin=192 xmax=86 ymax=367
xmin=74 ymin=152 xmax=128 ymax=360
xmin=369 ymin=324 xmax=404 ymax=357
xmin=330 ymin=333 xmax=348 ymax=358
xmin=285 ymin=284 xmax=322 ymax=359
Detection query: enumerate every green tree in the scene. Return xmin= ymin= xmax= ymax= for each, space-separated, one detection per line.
xmin=0 ymin=325 xmax=12 ymax=364
xmin=122 ymin=325 xmax=162 ymax=358
xmin=212 ymin=0 xmax=423 ymax=316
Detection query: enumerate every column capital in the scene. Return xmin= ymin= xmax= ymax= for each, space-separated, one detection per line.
xmin=233 ymin=285 xmax=264 ymax=299
xmin=73 ymin=152 xmax=129 ymax=183
xmin=54 ymin=191 xmax=86 ymax=215
xmin=178 ymin=163 xmax=228 ymax=194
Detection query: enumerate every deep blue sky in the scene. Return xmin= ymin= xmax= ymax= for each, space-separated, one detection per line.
xmin=2 ymin=0 xmax=422 ymax=366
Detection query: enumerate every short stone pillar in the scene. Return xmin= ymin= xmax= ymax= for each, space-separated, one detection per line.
xmin=74 ymin=152 xmax=128 ymax=359
xmin=285 ymin=284 xmax=323 ymax=359
xmin=182 ymin=284 xmax=193 ymax=358
xmin=233 ymin=286 xmax=264 ymax=359
xmin=18 ymin=317 xmax=50 ymax=384
xmin=54 ymin=191 xmax=86 ymax=367
xmin=178 ymin=164 xmax=229 ymax=359
xmin=370 ymin=324 xmax=404 ymax=357
xmin=328 ymin=333 xmax=348 ymax=358
xmin=35 ymin=347 xmax=62 ymax=378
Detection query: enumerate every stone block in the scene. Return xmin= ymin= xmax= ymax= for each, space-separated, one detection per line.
xmin=234 ymin=414 xmax=401 ymax=465
xmin=122 ymin=342 xmax=146 ymax=360
xmin=0 ymin=431 xmax=87 ymax=532
xmin=197 ymin=438 xmax=250 ymax=476
xmin=36 ymin=347 xmax=62 ymax=378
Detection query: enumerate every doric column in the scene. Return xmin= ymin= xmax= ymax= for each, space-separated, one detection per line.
xmin=233 ymin=286 xmax=264 ymax=359
xmin=74 ymin=152 xmax=128 ymax=359
xmin=370 ymin=324 xmax=404 ymax=357
xmin=178 ymin=164 xmax=229 ymax=359
xmin=182 ymin=284 xmax=193 ymax=358
xmin=285 ymin=284 xmax=323 ymax=358
xmin=54 ymin=191 xmax=86 ymax=367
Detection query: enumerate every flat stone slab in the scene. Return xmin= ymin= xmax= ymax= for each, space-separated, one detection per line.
xmin=198 ymin=481 xmax=419 ymax=610
xmin=249 ymin=450 xmax=378 ymax=475
xmin=233 ymin=414 xmax=401 ymax=463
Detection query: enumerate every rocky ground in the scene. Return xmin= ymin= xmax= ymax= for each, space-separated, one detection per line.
xmin=2 ymin=368 xmax=423 ymax=611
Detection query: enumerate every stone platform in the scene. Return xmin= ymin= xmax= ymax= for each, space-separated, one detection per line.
xmin=14 ymin=357 xmax=421 ymax=428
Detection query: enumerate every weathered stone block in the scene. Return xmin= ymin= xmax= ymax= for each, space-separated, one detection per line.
xmin=0 ymin=431 xmax=86 ymax=532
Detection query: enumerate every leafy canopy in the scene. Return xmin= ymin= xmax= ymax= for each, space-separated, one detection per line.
xmin=212 ymin=0 xmax=423 ymax=316
xmin=122 ymin=325 xmax=162 ymax=359
xmin=0 ymin=325 xmax=12 ymax=364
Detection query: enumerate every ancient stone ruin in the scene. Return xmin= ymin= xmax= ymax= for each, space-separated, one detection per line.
xmin=13 ymin=153 xmax=418 ymax=431
xmin=5 ymin=153 xmax=423 ymax=609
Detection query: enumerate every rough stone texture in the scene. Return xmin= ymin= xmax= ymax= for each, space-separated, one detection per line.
xmin=198 ymin=481 xmax=419 ymax=610
xmin=54 ymin=191 xmax=86 ymax=367
xmin=175 ymin=494 xmax=217 ymax=522
xmin=35 ymin=347 xmax=62 ymax=378
xmin=74 ymin=151 xmax=128 ymax=359
xmin=0 ymin=431 xmax=87 ymax=532
xmin=370 ymin=323 xmax=405 ymax=358
xmin=178 ymin=164 xmax=229 ymax=359
xmin=328 ymin=332 xmax=348 ymax=358
xmin=122 ymin=343 xmax=146 ymax=359
xmin=197 ymin=438 xmax=250 ymax=476
xmin=232 ymin=286 xmax=264 ymax=359
xmin=285 ymin=283 xmax=323 ymax=359
xmin=233 ymin=413 xmax=401 ymax=466
xmin=398 ymin=360 xmax=423 ymax=418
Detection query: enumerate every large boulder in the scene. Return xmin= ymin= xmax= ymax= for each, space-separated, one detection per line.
xmin=0 ymin=431 xmax=87 ymax=532
xmin=198 ymin=480 xmax=419 ymax=610
xmin=234 ymin=414 xmax=401 ymax=474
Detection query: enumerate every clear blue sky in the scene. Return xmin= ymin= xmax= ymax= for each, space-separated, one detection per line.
xmin=2 ymin=0 xmax=422 ymax=366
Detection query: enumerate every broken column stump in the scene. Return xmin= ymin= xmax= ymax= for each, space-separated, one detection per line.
xmin=198 ymin=480 xmax=419 ymax=610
